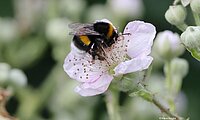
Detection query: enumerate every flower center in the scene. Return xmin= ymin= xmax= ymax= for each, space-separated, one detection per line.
xmin=96 ymin=35 xmax=129 ymax=75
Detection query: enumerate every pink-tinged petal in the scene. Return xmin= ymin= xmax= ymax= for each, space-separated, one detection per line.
xmin=63 ymin=51 xmax=108 ymax=82
xmin=81 ymin=74 xmax=113 ymax=89
xmin=114 ymin=56 xmax=153 ymax=75
xmin=75 ymin=85 xmax=107 ymax=96
xmin=123 ymin=21 xmax=156 ymax=58
xmin=74 ymin=74 xmax=113 ymax=96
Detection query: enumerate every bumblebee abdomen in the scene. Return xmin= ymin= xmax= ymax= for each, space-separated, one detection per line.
xmin=107 ymin=23 xmax=114 ymax=38
xmin=73 ymin=35 xmax=91 ymax=51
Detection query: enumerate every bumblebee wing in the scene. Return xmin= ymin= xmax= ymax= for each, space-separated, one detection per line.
xmin=68 ymin=23 xmax=93 ymax=29
xmin=69 ymin=29 xmax=100 ymax=35
xmin=68 ymin=23 xmax=100 ymax=36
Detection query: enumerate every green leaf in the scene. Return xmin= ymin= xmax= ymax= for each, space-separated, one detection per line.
xmin=3 ymin=37 xmax=47 ymax=68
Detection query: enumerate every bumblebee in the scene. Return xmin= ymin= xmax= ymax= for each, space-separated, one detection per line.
xmin=69 ymin=21 xmax=119 ymax=60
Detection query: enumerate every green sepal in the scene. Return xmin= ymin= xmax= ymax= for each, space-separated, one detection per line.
xmin=129 ymin=89 xmax=153 ymax=102
xmin=115 ymin=71 xmax=145 ymax=92
xmin=190 ymin=48 xmax=200 ymax=61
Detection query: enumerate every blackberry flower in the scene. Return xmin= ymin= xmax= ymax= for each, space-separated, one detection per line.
xmin=63 ymin=19 xmax=156 ymax=96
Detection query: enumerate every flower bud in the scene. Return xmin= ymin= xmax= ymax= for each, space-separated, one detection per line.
xmin=181 ymin=26 xmax=200 ymax=61
xmin=85 ymin=5 xmax=116 ymax=24
xmin=170 ymin=58 xmax=189 ymax=78
xmin=164 ymin=58 xmax=188 ymax=94
xmin=8 ymin=69 xmax=27 ymax=87
xmin=0 ymin=63 xmax=11 ymax=83
xmin=154 ymin=30 xmax=185 ymax=60
xmin=175 ymin=92 xmax=187 ymax=114
xmin=45 ymin=18 xmax=70 ymax=43
xmin=190 ymin=0 xmax=200 ymax=14
xmin=59 ymin=0 xmax=86 ymax=20
xmin=165 ymin=5 xmax=186 ymax=25
xmin=108 ymin=0 xmax=144 ymax=18
xmin=0 ymin=18 xmax=19 ymax=42
xmin=0 ymin=63 xmax=27 ymax=87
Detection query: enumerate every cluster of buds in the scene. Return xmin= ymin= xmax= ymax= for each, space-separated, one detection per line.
xmin=0 ymin=63 xmax=27 ymax=87
xmin=165 ymin=0 xmax=200 ymax=61
xmin=153 ymin=30 xmax=188 ymax=96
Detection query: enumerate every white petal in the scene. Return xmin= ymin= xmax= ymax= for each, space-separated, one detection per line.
xmin=123 ymin=21 xmax=156 ymax=58
xmin=75 ymin=74 xmax=113 ymax=96
xmin=70 ymin=42 xmax=85 ymax=54
xmin=114 ymin=56 xmax=153 ymax=75
xmin=63 ymin=51 xmax=108 ymax=82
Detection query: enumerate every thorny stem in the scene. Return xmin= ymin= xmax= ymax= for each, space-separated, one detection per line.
xmin=132 ymin=69 xmax=185 ymax=120
xmin=138 ymin=83 xmax=184 ymax=120
xmin=105 ymin=88 xmax=121 ymax=120
xmin=152 ymin=97 xmax=183 ymax=120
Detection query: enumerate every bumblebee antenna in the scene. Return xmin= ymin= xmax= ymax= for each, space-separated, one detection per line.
xmin=122 ymin=33 xmax=131 ymax=36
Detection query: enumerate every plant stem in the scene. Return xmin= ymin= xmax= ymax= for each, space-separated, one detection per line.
xmin=173 ymin=0 xmax=180 ymax=5
xmin=165 ymin=61 xmax=176 ymax=112
xmin=105 ymin=89 xmax=121 ymax=120
xmin=176 ymin=23 xmax=188 ymax=32
xmin=165 ymin=61 xmax=172 ymax=91
xmin=152 ymin=97 xmax=184 ymax=120
xmin=136 ymin=83 xmax=185 ymax=120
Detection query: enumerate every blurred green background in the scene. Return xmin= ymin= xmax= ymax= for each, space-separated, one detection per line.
xmin=0 ymin=0 xmax=200 ymax=120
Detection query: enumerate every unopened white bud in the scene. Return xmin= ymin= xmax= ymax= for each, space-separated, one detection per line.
xmin=170 ymin=58 xmax=189 ymax=78
xmin=164 ymin=58 xmax=188 ymax=94
xmin=0 ymin=18 xmax=19 ymax=42
xmin=154 ymin=30 xmax=185 ymax=60
xmin=0 ymin=63 xmax=11 ymax=83
xmin=46 ymin=18 xmax=70 ymax=43
xmin=165 ymin=5 xmax=187 ymax=26
xmin=181 ymin=26 xmax=200 ymax=61
xmin=8 ymin=69 xmax=27 ymax=87
xmin=108 ymin=0 xmax=144 ymax=18
xmin=190 ymin=0 xmax=200 ymax=14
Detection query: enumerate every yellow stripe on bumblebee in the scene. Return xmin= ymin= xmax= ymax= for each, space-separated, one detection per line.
xmin=107 ymin=24 xmax=114 ymax=38
xmin=79 ymin=36 xmax=91 ymax=45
